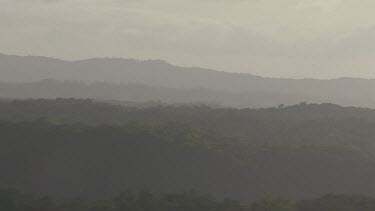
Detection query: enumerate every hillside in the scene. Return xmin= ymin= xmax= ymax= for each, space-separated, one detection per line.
xmin=2 ymin=99 xmax=375 ymax=200
xmin=0 ymin=79 xmax=307 ymax=108
xmin=3 ymin=188 xmax=375 ymax=211
xmin=2 ymin=54 xmax=375 ymax=108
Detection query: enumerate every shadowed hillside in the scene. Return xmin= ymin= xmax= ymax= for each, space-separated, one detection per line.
xmin=2 ymin=99 xmax=375 ymax=200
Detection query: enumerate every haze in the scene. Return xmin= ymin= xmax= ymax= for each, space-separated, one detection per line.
xmin=2 ymin=0 xmax=375 ymax=79
xmin=5 ymin=1 xmax=375 ymax=209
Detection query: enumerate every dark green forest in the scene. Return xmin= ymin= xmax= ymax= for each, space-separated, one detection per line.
xmin=3 ymin=188 xmax=375 ymax=211
xmin=2 ymin=99 xmax=375 ymax=207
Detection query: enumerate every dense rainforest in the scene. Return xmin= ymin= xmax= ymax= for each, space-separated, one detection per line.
xmin=2 ymin=99 xmax=375 ymax=202
xmin=3 ymin=188 xmax=375 ymax=211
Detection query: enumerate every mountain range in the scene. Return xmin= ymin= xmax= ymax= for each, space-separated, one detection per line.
xmin=1 ymin=53 xmax=375 ymax=108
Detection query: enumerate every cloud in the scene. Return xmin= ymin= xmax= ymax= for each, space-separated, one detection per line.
xmin=295 ymin=0 xmax=343 ymax=11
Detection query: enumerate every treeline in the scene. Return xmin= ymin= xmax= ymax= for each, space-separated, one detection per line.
xmin=2 ymin=188 xmax=375 ymax=211
xmin=0 ymin=79 xmax=305 ymax=108
xmin=1 ymin=98 xmax=375 ymax=156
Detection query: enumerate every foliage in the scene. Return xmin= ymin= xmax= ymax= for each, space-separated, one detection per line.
xmin=3 ymin=188 xmax=375 ymax=211
xmin=2 ymin=99 xmax=375 ymax=200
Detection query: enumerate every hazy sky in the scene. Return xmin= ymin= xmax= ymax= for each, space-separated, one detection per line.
xmin=1 ymin=0 xmax=375 ymax=78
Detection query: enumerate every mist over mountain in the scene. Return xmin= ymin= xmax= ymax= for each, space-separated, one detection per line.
xmin=0 ymin=79 xmax=316 ymax=108
xmin=1 ymin=53 xmax=375 ymax=108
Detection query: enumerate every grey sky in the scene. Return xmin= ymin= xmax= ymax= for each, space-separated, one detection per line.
xmin=1 ymin=0 xmax=375 ymax=78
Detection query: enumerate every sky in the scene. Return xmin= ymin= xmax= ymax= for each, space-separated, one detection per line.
xmin=1 ymin=0 xmax=375 ymax=79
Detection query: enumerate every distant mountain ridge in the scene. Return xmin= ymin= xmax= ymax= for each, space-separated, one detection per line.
xmin=0 ymin=79 xmax=317 ymax=108
xmin=1 ymin=53 xmax=375 ymax=108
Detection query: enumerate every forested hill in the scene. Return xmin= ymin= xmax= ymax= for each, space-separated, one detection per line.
xmin=2 ymin=98 xmax=375 ymax=147
xmin=1 ymin=98 xmax=374 ymax=123
xmin=3 ymin=188 xmax=375 ymax=211
xmin=2 ymin=99 xmax=375 ymax=200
